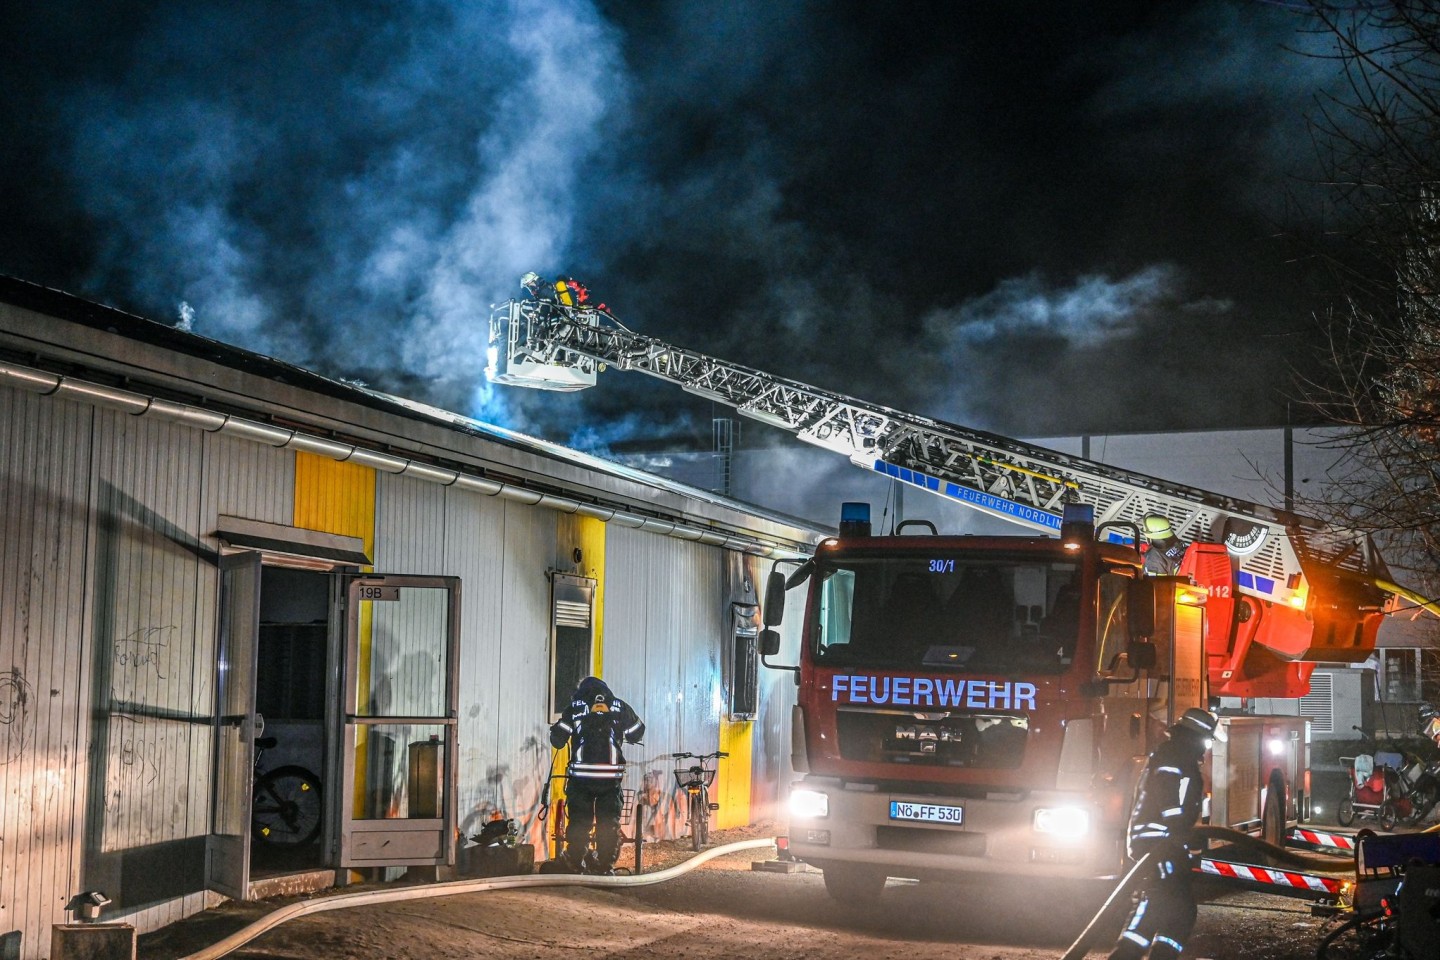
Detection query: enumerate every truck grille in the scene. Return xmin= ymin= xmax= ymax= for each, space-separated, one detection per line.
xmin=876 ymin=825 xmax=986 ymax=856
xmin=836 ymin=708 xmax=1027 ymax=768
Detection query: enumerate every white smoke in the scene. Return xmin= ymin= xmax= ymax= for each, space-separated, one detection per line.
xmin=62 ymin=0 xmax=626 ymax=431
xmin=926 ymin=266 xmax=1180 ymax=350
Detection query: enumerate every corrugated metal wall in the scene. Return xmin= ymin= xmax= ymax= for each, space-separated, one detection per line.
xmin=374 ymin=476 xmax=560 ymax=848
xmin=1 ymin=370 xmax=805 ymax=958
xmin=602 ymin=526 xmax=725 ymax=840
xmin=0 ymin=390 xmax=93 ymax=956
xmin=0 ymin=385 xmax=299 ymax=958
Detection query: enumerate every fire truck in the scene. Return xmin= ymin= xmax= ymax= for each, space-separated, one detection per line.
xmin=486 ymin=295 xmax=1396 ymax=899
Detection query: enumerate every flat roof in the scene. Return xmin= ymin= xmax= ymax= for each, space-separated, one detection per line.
xmin=0 ymin=275 xmax=829 ymax=553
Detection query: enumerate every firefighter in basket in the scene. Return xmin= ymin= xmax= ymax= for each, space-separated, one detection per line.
xmin=1108 ymin=707 xmax=1225 ymax=960
xmin=548 ymin=676 xmax=645 ymax=875
xmin=520 ymin=272 xmax=592 ymax=309
xmin=1141 ymin=515 xmax=1187 ymax=576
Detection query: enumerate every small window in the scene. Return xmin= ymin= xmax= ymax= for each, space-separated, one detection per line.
xmin=1096 ymin=572 xmax=1130 ymax=673
xmin=731 ymin=628 xmax=759 ymax=718
xmin=550 ymin=574 xmax=596 ymax=717
xmin=1380 ymin=648 xmax=1419 ymax=701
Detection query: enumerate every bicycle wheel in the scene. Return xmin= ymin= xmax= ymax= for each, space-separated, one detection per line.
xmin=253 ymin=765 xmax=322 ymax=845
xmin=690 ymin=792 xmax=704 ymax=851
xmin=698 ymin=787 xmax=711 ymax=848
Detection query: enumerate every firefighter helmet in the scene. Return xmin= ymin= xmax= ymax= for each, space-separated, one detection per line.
xmin=1143 ymin=515 xmax=1175 ymax=542
xmin=520 ymin=271 xmax=541 ymax=291
xmin=1174 ymin=707 xmax=1226 ymax=743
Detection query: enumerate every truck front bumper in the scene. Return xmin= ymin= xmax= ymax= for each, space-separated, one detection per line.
xmin=787 ymin=777 xmax=1124 ymax=881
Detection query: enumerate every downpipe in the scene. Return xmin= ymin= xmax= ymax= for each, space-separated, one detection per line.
xmin=169 ymin=838 xmax=776 ymax=960
xmin=1059 ymin=825 xmax=1350 ymax=960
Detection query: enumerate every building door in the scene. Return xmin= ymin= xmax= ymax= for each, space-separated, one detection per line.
xmin=338 ymin=575 xmax=461 ymax=868
xmin=206 ymin=551 xmax=262 ymax=899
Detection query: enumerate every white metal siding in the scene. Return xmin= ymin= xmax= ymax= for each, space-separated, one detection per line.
xmin=0 ymin=386 xmax=300 ymax=957
xmin=0 ymin=390 xmax=93 ymax=955
xmin=603 ymin=527 xmax=725 ymax=838
xmin=420 ymin=486 xmax=557 ymax=845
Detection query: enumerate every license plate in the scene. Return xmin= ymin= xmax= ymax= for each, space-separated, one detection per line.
xmin=889 ymin=800 xmax=964 ymax=825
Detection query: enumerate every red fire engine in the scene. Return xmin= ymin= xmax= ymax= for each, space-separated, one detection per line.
xmin=487 ymin=292 xmax=1397 ymax=899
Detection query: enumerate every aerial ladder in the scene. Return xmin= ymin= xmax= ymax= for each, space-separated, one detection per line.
xmin=487 ymin=296 xmax=1400 ymax=697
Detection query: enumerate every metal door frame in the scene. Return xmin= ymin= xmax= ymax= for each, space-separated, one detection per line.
xmin=206 ymin=551 xmax=263 ymax=898
xmin=337 ymin=574 xmax=461 ymax=868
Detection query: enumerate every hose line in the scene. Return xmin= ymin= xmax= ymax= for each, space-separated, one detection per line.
xmin=1058 ymin=852 xmax=1155 ymax=960
xmin=171 ymin=838 xmax=776 ymax=960
xmin=1059 ymin=825 xmax=1354 ymax=960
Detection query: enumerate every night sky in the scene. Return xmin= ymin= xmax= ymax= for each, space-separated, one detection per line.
xmin=0 ymin=1 xmax=1366 ymax=453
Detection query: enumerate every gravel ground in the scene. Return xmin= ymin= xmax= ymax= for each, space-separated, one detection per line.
xmin=138 ymin=822 xmax=1358 ymax=960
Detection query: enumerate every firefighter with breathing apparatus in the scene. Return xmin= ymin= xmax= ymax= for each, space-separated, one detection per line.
xmin=1108 ymin=707 xmax=1225 ymax=960
xmin=548 ymin=676 xmax=645 ymax=875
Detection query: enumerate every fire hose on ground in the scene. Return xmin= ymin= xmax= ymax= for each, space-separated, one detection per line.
xmin=169 ymin=837 xmax=777 ymax=960
xmin=1059 ymin=826 xmax=1353 ymax=960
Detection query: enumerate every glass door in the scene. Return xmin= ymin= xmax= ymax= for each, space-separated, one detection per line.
xmin=338 ymin=575 xmax=461 ymax=868
xmin=207 ymin=551 xmax=262 ymax=898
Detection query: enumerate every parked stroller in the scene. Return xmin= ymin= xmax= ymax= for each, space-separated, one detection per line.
xmin=1337 ymin=714 xmax=1440 ymax=831
xmin=1338 ymin=749 xmax=1412 ymax=831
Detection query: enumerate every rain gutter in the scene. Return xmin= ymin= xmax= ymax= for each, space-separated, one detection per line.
xmin=0 ymin=360 xmax=809 ymax=557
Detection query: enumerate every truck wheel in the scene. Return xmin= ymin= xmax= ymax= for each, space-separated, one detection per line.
xmin=1337 ymin=798 xmax=1355 ymax=827
xmin=822 ymin=865 xmax=887 ymax=904
xmin=1379 ymin=802 xmax=1398 ymax=832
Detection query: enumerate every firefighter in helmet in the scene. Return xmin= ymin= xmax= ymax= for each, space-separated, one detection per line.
xmin=548 ymin=676 xmax=645 ymax=874
xmin=520 ymin=271 xmax=553 ymax=301
xmin=1109 ymin=707 xmax=1225 ymax=960
xmin=520 ymin=272 xmax=590 ymax=308
xmin=1141 ymin=515 xmax=1186 ymax=576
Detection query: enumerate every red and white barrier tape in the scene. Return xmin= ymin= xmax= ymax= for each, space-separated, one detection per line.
xmin=1290 ymin=828 xmax=1356 ymax=852
xmin=1197 ymin=858 xmax=1346 ymax=895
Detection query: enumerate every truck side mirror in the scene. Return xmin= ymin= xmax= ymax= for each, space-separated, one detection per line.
xmin=1128 ymin=639 xmax=1157 ymax=671
xmin=1127 ymin=578 xmax=1156 ymax=640
xmin=759 ymin=628 xmax=781 ymax=657
xmin=763 ymin=570 xmax=787 ymax=626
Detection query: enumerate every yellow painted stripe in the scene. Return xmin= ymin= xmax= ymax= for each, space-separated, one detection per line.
xmin=293 ymin=451 xmax=376 ymax=556
xmin=716 ymin=718 xmax=753 ymax=829
xmin=293 ymin=451 xmax=377 ymax=819
xmin=577 ymin=515 xmax=606 ymax=673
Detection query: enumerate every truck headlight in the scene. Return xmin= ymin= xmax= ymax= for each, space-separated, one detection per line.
xmin=789 ymin=788 xmax=829 ymax=819
xmin=1033 ymin=806 xmax=1090 ymax=839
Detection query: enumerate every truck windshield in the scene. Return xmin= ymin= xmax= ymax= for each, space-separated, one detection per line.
xmin=813 ymin=555 xmax=1082 ymax=675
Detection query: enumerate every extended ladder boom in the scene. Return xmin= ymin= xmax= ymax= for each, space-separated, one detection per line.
xmin=488 ymin=299 xmax=1389 ymax=621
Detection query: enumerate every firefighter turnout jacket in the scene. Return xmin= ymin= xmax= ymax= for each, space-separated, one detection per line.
xmin=549 ymin=676 xmax=645 ymax=780
xmin=1126 ymin=732 xmax=1205 ymax=859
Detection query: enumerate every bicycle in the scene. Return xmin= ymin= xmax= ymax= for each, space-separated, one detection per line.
xmin=672 ymin=751 xmax=727 ymax=851
xmin=252 ymin=736 xmax=323 ymax=846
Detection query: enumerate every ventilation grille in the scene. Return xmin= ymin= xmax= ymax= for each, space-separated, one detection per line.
xmin=1299 ymin=672 xmax=1334 ymax=734
xmin=554 ymin=599 xmax=590 ymax=628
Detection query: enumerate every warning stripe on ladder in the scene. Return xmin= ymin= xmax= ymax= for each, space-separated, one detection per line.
xmin=1288 ymin=828 xmax=1356 ymax=853
xmin=1196 ymin=858 xmax=1346 ymax=896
